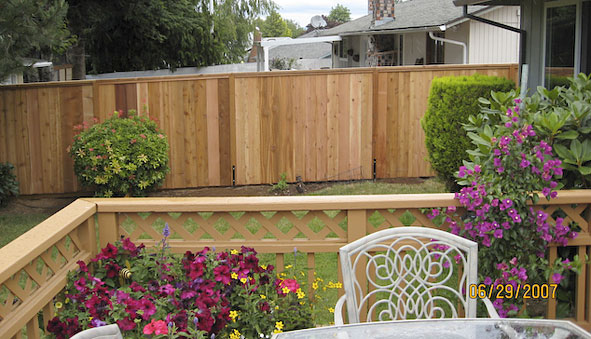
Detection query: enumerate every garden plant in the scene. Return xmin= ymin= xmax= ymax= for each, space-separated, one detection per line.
xmin=426 ymin=74 xmax=591 ymax=318
xmin=48 ymin=225 xmax=323 ymax=338
xmin=69 ymin=110 xmax=170 ymax=197
xmin=0 ymin=162 xmax=19 ymax=206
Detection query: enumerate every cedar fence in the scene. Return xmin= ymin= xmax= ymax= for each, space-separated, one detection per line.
xmin=1 ymin=191 xmax=591 ymax=338
xmin=0 ymin=64 xmax=518 ymax=195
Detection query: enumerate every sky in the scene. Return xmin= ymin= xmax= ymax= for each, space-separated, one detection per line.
xmin=273 ymin=0 xmax=368 ymax=27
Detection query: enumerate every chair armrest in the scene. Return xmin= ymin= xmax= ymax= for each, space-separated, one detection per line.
xmin=481 ymin=297 xmax=499 ymax=318
xmin=334 ymin=294 xmax=347 ymax=325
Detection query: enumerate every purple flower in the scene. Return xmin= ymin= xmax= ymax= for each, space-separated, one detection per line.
xmin=91 ymin=318 xmax=106 ymax=327
xmin=493 ymin=229 xmax=503 ymax=239
xmin=163 ymin=223 xmax=170 ymax=237
xmin=484 ymin=276 xmax=492 ymax=285
xmin=520 ymin=159 xmax=531 ymax=168
xmin=552 ymin=273 xmax=564 ymax=284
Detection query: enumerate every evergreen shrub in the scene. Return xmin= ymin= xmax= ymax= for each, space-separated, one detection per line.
xmin=421 ymin=74 xmax=514 ymax=191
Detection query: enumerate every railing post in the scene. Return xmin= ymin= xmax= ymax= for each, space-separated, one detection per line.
xmin=98 ymin=212 xmax=119 ymax=249
xmin=347 ymin=209 xmax=368 ymax=321
xmin=77 ymin=216 xmax=97 ymax=257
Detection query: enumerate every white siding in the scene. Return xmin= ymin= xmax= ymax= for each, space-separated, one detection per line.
xmin=445 ymin=21 xmax=470 ymax=64
xmin=469 ymin=6 xmax=520 ymax=64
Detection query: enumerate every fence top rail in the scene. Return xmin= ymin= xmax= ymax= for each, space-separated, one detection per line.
xmin=0 ymin=63 xmax=518 ymax=89
xmin=85 ymin=190 xmax=591 ymax=213
xmin=0 ymin=199 xmax=96 ymax=283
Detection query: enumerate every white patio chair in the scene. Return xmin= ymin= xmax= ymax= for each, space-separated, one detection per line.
xmin=334 ymin=226 xmax=498 ymax=325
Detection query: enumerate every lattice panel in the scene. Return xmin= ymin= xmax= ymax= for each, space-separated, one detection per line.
xmin=119 ymin=211 xmax=347 ymax=242
xmin=368 ymin=209 xmax=443 ymax=232
xmin=0 ymin=232 xmax=83 ymax=321
xmin=533 ymin=204 xmax=591 ymax=236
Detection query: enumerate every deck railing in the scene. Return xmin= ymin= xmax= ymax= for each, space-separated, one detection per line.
xmin=1 ymin=191 xmax=591 ymax=338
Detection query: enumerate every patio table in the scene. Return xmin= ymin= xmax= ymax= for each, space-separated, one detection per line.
xmin=271 ymin=318 xmax=591 ymax=339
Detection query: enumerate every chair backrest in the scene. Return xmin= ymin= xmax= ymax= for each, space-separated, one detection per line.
xmin=339 ymin=226 xmax=478 ymax=323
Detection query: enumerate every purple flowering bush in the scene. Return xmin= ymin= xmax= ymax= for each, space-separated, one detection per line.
xmin=47 ymin=224 xmax=313 ymax=338
xmin=427 ymin=92 xmax=583 ymax=318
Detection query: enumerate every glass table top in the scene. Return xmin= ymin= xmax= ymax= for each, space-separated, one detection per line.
xmin=272 ymin=318 xmax=591 ymax=339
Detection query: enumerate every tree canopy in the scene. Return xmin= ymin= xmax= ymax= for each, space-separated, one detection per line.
xmin=0 ymin=0 xmax=70 ymax=80
xmin=67 ymin=0 xmax=273 ymax=75
xmin=327 ymin=4 xmax=351 ymax=23
xmin=285 ymin=19 xmax=305 ymax=38
xmin=257 ymin=9 xmax=291 ymax=37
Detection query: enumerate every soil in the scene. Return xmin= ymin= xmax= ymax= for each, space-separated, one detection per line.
xmin=0 ymin=177 xmax=430 ymax=216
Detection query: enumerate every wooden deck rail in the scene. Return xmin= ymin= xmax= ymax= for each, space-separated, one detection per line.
xmin=1 ymin=191 xmax=590 ymax=338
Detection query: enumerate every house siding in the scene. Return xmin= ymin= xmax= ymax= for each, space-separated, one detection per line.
xmin=445 ymin=21 xmax=470 ymax=64
xmin=403 ymin=32 xmax=427 ymax=65
xmin=469 ymin=6 xmax=520 ymax=64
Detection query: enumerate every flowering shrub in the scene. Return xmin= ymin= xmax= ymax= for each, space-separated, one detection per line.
xmin=48 ymin=226 xmax=313 ymax=338
xmin=427 ymin=95 xmax=581 ymax=317
xmin=69 ymin=110 xmax=169 ymax=197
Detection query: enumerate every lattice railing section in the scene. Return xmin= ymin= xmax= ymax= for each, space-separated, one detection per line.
xmin=0 ymin=230 xmax=88 ymax=331
xmin=533 ymin=204 xmax=591 ymax=237
xmin=117 ymin=210 xmax=348 ymax=252
xmin=367 ymin=209 xmax=444 ymax=233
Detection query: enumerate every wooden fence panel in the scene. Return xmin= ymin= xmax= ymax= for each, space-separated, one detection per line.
xmin=0 ymin=65 xmax=518 ymax=195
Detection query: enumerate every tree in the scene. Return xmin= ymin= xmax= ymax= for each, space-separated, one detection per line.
xmin=259 ymin=9 xmax=291 ymax=37
xmin=66 ymin=0 xmax=272 ymax=76
xmin=328 ymin=4 xmax=351 ymax=24
xmin=0 ymin=0 xmax=69 ymax=81
xmin=285 ymin=19 xmax=305 ymax=38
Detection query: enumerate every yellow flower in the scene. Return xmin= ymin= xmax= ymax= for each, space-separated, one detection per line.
xmin=231 ymin=249 xmax=239 ymax=255
xmin=229 ymin=310 xmax=238 ymax=322
xmin=285 ymin=265 xmax=293 ymax=269
xmin=300 ymin=271 xmax=305 ymax=276
xmin=260 ymin=294 xmax=267 ymax=299
xmin=275 ymin=321 xmax=284 ymax=330
xmin=297 ymin=290 xmax=305 ymax=299
xmin=230 ymin=329 xmax=241 ymax=339
xmin=274 ymin=329 xmax=283 ymax=334
xmin=299 ymin=301 xmax=306 ymax=305
xmin=55 ymin=302 xmax=63 ymax=309
xmin=88 ymin=316 xmax=93 ymax=321
xmin=240 ymin=277 xmax=248 ymax=284
xmin=282 ymin=287 xmax=290 ymax=294
xmin=231 ymin=272 xmax=238 ymax=279
xmin=312 ymin=282 xmax=319 ymax=290
xmin=65 ymin=298 xmax=70 ymax=304
xmin=328 ymin=307 xmax=335 ymax=313
xmin=261 ymin=264 xmax=268 ymax=270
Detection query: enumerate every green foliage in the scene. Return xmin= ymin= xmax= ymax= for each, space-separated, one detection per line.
xmin=259 ymin=9 xmax=292 ymax=37
xmin=0 ymin=163 xmax=19 ymax=206
xmin=68 ymin=0 xmax=273 ymax=74
xmin=269 ymin=57 xmax=296 ymax=70
xmin=327 ymin=4 xmax=351 ymax=23
xmin=0 ymin=0 xmax=70 ymax=80
xmin=69 ymin=111 xmax=170 ymax=197
xmin=285 ymin=19 xmax=305 ymax=38
xmin=421 ymin=74 xmax=515 ymax=191
xmin=475 ymin=73 xmax=591 ymax=188
xmin=271 ymin=172 xmax=289 ymax=194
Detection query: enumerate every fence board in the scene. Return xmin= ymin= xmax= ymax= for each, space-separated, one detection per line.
xmin=0 ymin=64 xmax=518 ymax=195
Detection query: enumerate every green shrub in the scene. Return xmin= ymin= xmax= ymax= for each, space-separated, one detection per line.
xmin=0 ymin=162 xmax=19 ymax=206
xmin=421 ymin=74 xmax=514 ymax=191
xmin=69 ymin=111 xmax=170 ymax=197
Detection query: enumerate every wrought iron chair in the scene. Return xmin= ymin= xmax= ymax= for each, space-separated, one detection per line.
xmin=334 ymin=226 xmax=498 ymax=325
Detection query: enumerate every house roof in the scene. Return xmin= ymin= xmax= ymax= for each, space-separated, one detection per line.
xmin=268 ymin=43 xmax=332 ymax=60
xmin=314 ymin=0 xmax=489 ymax=36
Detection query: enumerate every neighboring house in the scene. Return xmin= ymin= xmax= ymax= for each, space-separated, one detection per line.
xmin=308 ymin=0 xmax=520 ymax=68
xmin=266 ymin=35 xmax=333 ymax=70
xmin=454 ymin=0 xmax=591 ymax=90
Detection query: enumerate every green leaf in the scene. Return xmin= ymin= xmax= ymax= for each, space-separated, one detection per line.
xmin=555 ymin=130 xmax=579 ymax=140
xmin=578 ymin=166 xmax=591 ymax=175
xmin=554 ymin=144 xmax=576 ymax=162
xmin=571 ymin=139 xmax=583 ymax=161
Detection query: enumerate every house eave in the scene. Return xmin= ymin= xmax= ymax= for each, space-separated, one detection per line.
xmin=339 ymin=25 xmax=444 ymax=36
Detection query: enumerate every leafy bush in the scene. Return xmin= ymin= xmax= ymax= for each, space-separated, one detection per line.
xmin=49 ymin=228 xmax=313 ymax=338
xmin=473 ymin=73 xmax=591 ymax=188
xmin=427 ymin=93 xmax=581 ymax=318
xmin=421 ymin=74 xmax=514 ymax=191
xmin=69 ymin=111 xmax=169 ymax=197
xmin=0 ymin=162 xmax=19 ymax=206
xmin=270 ymin=172 xmax=289 ymax=195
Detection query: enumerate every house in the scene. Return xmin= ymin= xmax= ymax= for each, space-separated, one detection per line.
xmin=453 ymin=0 xmax=590 ymax=90
xmin=308 ymin=0 xmax=520 ymax=68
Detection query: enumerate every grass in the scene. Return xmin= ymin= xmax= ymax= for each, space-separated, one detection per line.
xmin=0 ymin=213 xmax=50 ymax=248
xmin=307 ymin=178 xmax=446 ymax=195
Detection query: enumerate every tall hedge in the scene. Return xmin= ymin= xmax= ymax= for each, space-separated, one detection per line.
xmin=421 ymin=74 xmax=514 ymax=191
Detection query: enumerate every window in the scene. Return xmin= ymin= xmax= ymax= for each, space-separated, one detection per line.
xmin=543 ymin=1 xmax=580 ymax=88
xmin=426 ymin=32 xmax=445 ymax=64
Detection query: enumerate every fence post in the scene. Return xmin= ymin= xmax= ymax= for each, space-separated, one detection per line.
xmin=98 ymin=212 xmax=119 ymax=249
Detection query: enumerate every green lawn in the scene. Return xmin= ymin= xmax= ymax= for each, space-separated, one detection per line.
xmin=308 ymin=179 xmax=446 ymax=195
xmin=0 ymin=214 xmax=50 ymax=248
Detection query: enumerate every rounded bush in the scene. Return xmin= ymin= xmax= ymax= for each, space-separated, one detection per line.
xmin=421 ymin=74 xmax=514 ymax=191
xmin=69 ymin=111 xmax=169 ymax=197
